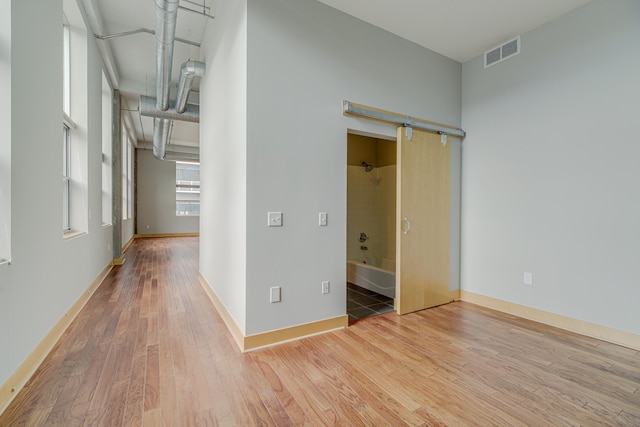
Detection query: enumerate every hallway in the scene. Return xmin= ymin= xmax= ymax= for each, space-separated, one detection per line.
xmin=2 ymin=237 xmax=640 ymax=425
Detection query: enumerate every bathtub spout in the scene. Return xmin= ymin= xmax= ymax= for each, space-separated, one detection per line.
xmin=360 ymin=245 xmax=368 ymax=250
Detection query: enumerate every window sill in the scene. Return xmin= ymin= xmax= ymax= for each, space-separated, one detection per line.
xmin=63 ymin=230 xmax=87 ymax=241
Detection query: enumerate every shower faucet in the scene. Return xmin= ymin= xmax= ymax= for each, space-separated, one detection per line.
xmin=358 ymin=232 xmax=369 ymax=242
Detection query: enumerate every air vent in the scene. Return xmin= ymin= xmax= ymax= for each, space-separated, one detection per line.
xmin=484 ymin=36 xmax=520 ymax=68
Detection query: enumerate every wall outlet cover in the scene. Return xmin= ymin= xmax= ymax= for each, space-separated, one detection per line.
xmin=268 ymin=212 xmax=283 ymax=227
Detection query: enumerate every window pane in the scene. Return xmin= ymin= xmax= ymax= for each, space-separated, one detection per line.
xmin=62 ymin=125 xmax=70 ymax=230
xmin=176 ymin=162 xmax=200 ymax=216
xmin=63 ymin=24 xmax=70 ymax=115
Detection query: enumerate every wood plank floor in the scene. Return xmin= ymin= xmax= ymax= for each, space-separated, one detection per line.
xmin=1 ymin=237 xmax=639 ymax=426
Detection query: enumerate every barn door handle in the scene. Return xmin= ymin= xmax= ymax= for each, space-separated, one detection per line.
xmin=402 ymin=217 xmax=411 ymax=235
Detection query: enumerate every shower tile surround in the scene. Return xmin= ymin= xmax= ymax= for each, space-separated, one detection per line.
xmin=347 ymin=283 xmax=394 ymax=322
xmin=346 ymin=164 xmax=396 ymax=263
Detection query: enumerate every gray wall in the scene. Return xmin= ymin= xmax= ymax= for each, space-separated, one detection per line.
xmin=200 ymin=0 xmax=462 ymax=336
xmin=1 ymin=0 xmax=113 ymax=386
xmin=461 ymin=0 xmax=640 ymax=334
xmin=136 ymin=149 xmax=199 ymax=235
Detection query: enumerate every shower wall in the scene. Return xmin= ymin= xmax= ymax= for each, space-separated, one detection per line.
xmin=347 ymin=134 xmax=396 ymax=268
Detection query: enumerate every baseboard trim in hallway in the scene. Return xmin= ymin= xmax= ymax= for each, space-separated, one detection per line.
xmin=134 ymin=232 xmax=199 ymax=239
xmin=0 ymin=263 xmax=113 ymax=415
xmin=197 ymin=273 xmax=348 ymax=352
xmin=460 ymin=290 xmax=640 ymax=351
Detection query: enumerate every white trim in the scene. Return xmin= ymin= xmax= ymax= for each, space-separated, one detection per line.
xmin=63 ymin=111 xmax=77 ymax=129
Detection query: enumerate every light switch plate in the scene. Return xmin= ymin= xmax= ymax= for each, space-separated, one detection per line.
xmin=268 ymin=212 xmax=283 ymax=227
xmin=321 ymin=281 xmax=330 ymax=294
xmin=270 ymin=286 xmax=281 ymax=303
xmin=319 ymin=212 xmax=328 ymax=226
xmin=523 ymin=272 xmax=533 ymax=285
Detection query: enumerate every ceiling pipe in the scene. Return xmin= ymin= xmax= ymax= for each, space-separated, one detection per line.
xmin=155 ymin=0 xmax=179 ymax=112
xmin=175 ymin=60 xmax=206 ymax=114
xmin=151 ymin=0 xmax=204 ymax=160
xmin=153 ymin=0 xmax=178 ymax=160
xmin=95 ymin=28 xmax=200 ymax=47
xmin=153 ymin=118 xmax=172 ymax=160
xmin=140 ymin=95 xmax=200 ymax=123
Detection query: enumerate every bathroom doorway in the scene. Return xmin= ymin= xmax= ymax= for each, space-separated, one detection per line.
xmin=346 ymin=132 xmax=396 ymax=323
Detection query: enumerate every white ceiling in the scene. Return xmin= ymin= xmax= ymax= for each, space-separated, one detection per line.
xmin=85 ymin=0 xmax=592 ymax=151
xmin=317 ymin=0 xmax=592 ymax=62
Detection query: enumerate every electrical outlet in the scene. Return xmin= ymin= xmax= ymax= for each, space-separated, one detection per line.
xmin=523 ymin=272 xmax=533 ymax=285
xmin=321 ymin=281 xmax=330 ymax=294
xmin=270 ymin=286 xmax=281 ymax=303
xmin=268 ymin=212 xmax=283 ymax=227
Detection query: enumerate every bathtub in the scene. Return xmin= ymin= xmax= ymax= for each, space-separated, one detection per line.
xmin=347 ymin=259 xmax=396 ymax=299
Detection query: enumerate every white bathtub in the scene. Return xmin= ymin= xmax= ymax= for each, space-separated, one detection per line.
xmin=347 ymin=259 xmax=396 ymax=299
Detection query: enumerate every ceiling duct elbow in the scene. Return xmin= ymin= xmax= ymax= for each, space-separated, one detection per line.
xmin=175 ymin=60 xmax=206 ymax=114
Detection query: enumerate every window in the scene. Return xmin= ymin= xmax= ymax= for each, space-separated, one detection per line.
xmin=122 ymin=126 xmax=133 ymax=220
xmin=62 ymin=123 xmax=71 ymax=231
xmin=176 ymin=162 xmax=200 ymax=216
xmin=61 ymin=4 xmax=88 ymax=236
xmin=62 ymin=21 xmax=71 ymax=231
xmin=63 ymin=22 xmax=70 ymax=116
xmin=127 ymin=139 xmax=133 ymax=219
xmin=101 ymin=72 xmax=112 ymax=226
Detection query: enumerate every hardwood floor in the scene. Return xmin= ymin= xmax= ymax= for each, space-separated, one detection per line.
xmin=1 ymin=237 xmax=639 ymax=426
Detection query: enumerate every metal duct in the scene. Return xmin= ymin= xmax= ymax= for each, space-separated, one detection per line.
xmin=155 ymin=0 xmax=179 ymax=111
xmin=140 ymin=95 xmax=200 ymax=123
xmin=153 ymin=118 xmax=172 ymax=160
xmin=175 ymin=60 xmax=206 ymax=114
xmin=163 ymin=152 xmax=200 ymax=162
xmin=151 ymin=0 xmax=204 ymax=160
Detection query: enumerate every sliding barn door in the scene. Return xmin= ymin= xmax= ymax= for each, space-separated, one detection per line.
xmin=396 ymin=127 xmax=451 ymax=315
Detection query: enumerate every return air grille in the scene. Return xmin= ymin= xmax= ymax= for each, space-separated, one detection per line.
xmin=484 ymin=36 xmax=520 ymax=68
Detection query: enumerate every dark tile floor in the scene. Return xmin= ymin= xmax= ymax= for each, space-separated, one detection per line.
xmin=347 ymin=282 xmax=394 ymax=323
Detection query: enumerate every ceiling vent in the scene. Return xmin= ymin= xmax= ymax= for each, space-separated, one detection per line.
xmin=484 ymin=36 xmax=520 ymax=68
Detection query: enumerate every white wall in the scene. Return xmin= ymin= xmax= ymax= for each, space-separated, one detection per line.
xmin=199 ymin=0 xmax=248 ymax=331
xmin=137 ymin=149 xmax=199 ymax=235
xmin=461 ymin=0 xmax=640 ymax=335
xmin=0 ymin=0 xmax=11 ymax=389
xmin=242 ymin=0 xmax=461 ymax=335
xmin=1 ymin=0 xmax=113 ymax=387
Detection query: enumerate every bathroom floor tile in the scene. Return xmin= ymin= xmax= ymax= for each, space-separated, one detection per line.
xmin=369 ymin=303 xmax=394 ymax=314
xmin=347 ymin=283 xmax=395 ymax=323
xmin=350 ymin=295 xmax=381 ymax=306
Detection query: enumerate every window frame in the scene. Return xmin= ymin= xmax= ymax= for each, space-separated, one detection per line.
xmin=62 ymin=123 xmax=71 ymax=231
xmin=101 ymin=71 xmax=113 ymax=226
xmin=61 ymin=4 xmax=89 ymax=238
xmin=175 ymin=161 xmax=200 ymax=217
